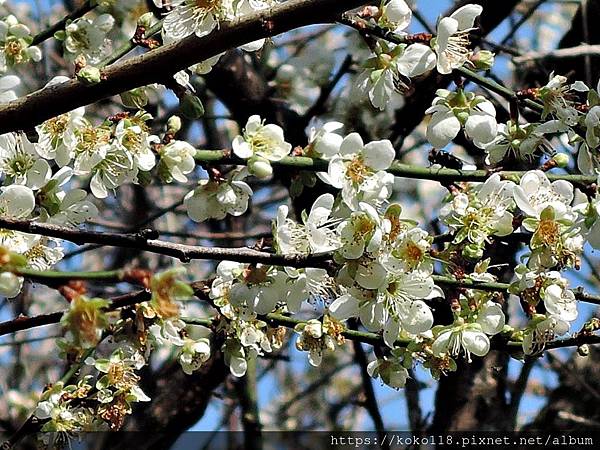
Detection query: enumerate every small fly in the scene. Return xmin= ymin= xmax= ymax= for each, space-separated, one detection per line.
xmin=428 ymin=148 xmax=467 ymax=170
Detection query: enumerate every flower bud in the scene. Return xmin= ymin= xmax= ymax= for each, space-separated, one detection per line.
xmin=137 ymin=12 xmax=155 ymax=29
xmin=179 ymin=94 xmax=205 ymax=119
xmin=120 ymin=87 xmax=148 ymax=109
xmin=551 ymin=153 xmax=570 ymax=168
xmin=462 ymin=243 xmax=483 ymax=261
xmin=577 ymin=344 xmax=590 ymax=357
xmin=167 ymin=115 xmax=182 ymax=133
xmin=470 ymin=50 xmax=495 ymax=71
xmin=454 ymin=109 xmax=470 ymax=125
xmin=77 ymin=66 xmax=102 ymax=85
xmin=248 ymin=156 xmax=273 ymax=179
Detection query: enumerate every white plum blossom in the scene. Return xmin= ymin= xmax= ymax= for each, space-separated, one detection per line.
xmin=523 ymin=314 xmax=570 ymax=355
xmin=432 ymin=321 xmax=491 ymax=362
xmin=513 ymin=170 xmax=575 ymax=223
xmin=431 ymin=4 xmax=483 ymax=74
xmin=179 ymin=338 xmax=211 ymax=375
xmin=0 ymin=133 xmax=51 ymax=189
xmin=483 ymin=120 xmax=557 ymax=165
xmin=368 ymin=354 xmax=409 ymax=388
xmin=336 ymin=202 xmax=385 ymax=260
xmin=476 ymin=300 xmax=506 ymax=336
xmin=0 ymin=185 xmax=35 ymax=220
xmin=162 ymin=0 xmax=268 ymax=49
xmin=294 ymin=319 xmax=337 ymax=367
xmin=41 ymin=168 xmax=98 ymax=226
xmin=0 ymin=74 xmax=19 ymax=102
xmin=0 ymin=185 xmax=37 ymax=298
xmin=285 ymin=267 xmax=335 ymax=312
xmin=306 ymin=121 xmax=344 ymax=159
xmin=0 ymin=15 xmax=41 ymax=73
xmin=544 ymin=283 xmax=578 ymax=324
xmin=233 ymin=115 xmax=291 ymax=161
xmin=184 ymin=169 xmax=252 ymax=222
xmin=159 ymin=139 xmax=197 ymax=182
xmin=440 ymin=174 xmax=515 ymax=251
xmin=378 ymin=0 xmax=412 ymax=32
xmin=383 ymin=226 xmax=433 ymax=274
xmin=426 ymin=89 xmax=497 ymax=149
xmin=36 ymin=108 xmax=86 ymax=168
xmin=163 ymin=0 xmax=236 ymax=40
xmin=354 ymin=41 xmax=436 ymax=110
xmin=63 ymin=14 xmax=115 ymax=63
xmin=89 ymin=147 xmax=136 ymax=199
xmin=378 ymin=272 xmax=438 ymax=343
xmin=537 ymin=74 xmax=581 ymax=127
xmin=275 ymin=193 xmax=339 ymax=255
xmin=113 ymin=113 xmax=159 ymax=172
xmin=71 ymin=120 xmax=112 ymax=174
xmin=321 ymin=133 xmax=395 ymax=209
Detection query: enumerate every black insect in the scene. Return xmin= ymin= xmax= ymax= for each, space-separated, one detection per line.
xmin=428 ymin=148 xmax=466 ymax=170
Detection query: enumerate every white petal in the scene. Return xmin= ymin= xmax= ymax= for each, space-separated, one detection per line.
xmin=427 ymin=110 xmax=460 ymax=148
xmin=329 ymin=294 xmax=359 ymax=320
xmin=362 ymin=140 xmax=395 ymax=170
xmin=402 ymin=300 xmax=434 ymax=334
xmin=450 ymin=4 xmax=483 ymax=30
xmin=462 ymin=329 xmax=490 ymax=356
xmin=396 ymin=43 xmax=437 ymax=77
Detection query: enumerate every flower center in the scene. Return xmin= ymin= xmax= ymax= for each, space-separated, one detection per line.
xmin=444 ymin=31 xmax=472 ymax=64
xmin=76 ymin=126 xmax=110 ymax=154
xmin=400 ymin=241 xmax=423 ymax=265
xmin=248 ymin=131 xmax=276 ymax=155
xmin=536 ymin=218 xmax=560 ymax=244
xmin=122 ymin=130 xmax=143 ymax=153
xmin=346 ymin=157 xmax=369 ymax=184
xmin=5 ymin=39 xmax=23 ymax=61
xmin=354 ymin=216 xmax=375 ymax=237
xmin=1 ymin=147 xmax=34 ymax=179
xmin=43 ymin=114 xmax=69 ymax=138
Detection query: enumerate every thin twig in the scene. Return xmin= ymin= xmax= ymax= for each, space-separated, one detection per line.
xmin=31 ymin=0 xmax=95 ymax=46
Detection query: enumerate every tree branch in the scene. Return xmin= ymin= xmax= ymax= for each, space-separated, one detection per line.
xmin=0 ymin=289 xmax=151 ymax=338
xmin=193 ymin=150 xmax=595 ymax=184
xmin=0 ymin=0 xmax=367 ymax=134
xmin=31 ymin=0 xmax=96 ymax=46
xmin=0 ymin=218 xmax=332 ymax=267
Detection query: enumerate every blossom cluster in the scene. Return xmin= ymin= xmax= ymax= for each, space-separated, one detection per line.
xmin=2 ymin=0 xmax=600 ymax=438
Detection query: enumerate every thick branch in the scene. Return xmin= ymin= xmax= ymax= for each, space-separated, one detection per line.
xmin=0 ymin=218 xmax=332 ymax=268
xmin=0 ymin=0 xmax=367 ymax=134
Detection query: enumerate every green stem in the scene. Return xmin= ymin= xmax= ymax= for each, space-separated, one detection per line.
xmin=14 ymin=268 xmax=124 ymax=283
xmin=183 ymin=311 xmax=600 ymax=352
xmin=432 ymin=275 xmax=600 ymax=305
xmin=60 ymin=346 xmax=96 ymax=384
xmin=456 ymin=66 xmax=544 ymax=113
xmin=195 ymin=150 xmax=597 ymax=184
